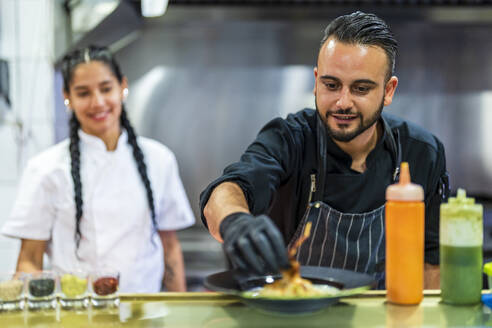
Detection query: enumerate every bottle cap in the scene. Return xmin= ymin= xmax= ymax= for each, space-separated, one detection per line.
xmin=484 ymin=262 xmax=492 ymax=276
xmin=448 ymin=188 xmax=475 ymax=205
xmin=386 ymin=162 xmax=424 ymax=201
xmin=440 ymin=188 xmax=483 ymax=219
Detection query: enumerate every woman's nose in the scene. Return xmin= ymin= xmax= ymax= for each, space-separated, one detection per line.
xmin=91 ymin=91 xmax=105 ymax=107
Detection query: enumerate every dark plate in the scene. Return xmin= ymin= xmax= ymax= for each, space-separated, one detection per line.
xmin=204 ymin=266 xmax=375 ymax=314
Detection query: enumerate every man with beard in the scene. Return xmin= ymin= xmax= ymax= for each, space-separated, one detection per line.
xmin=200 ymin=11 xmax=449 ymax=288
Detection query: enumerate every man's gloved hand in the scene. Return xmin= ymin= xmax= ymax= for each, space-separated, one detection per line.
xmin=219 ymin=212 xmax=290 ymax=275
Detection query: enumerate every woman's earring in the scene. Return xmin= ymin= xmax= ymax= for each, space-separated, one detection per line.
xmin=64 ymin=99 xmax=72 ymax=114
xmin=123 ymin=88 xmax=129 ymax=100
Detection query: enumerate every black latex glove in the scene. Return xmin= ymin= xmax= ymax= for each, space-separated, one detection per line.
xmin=219 ymin=212 xmax=290 ymax=275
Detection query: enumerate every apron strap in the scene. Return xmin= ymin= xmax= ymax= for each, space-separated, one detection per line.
xmin=382 ymin=117 xmax=402 ymax=183
xmin=315 ymin=113 xmax=327 ymax=202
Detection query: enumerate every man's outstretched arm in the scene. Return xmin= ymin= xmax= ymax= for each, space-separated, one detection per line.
xmin=203 ymin=181 xmax=250 ymax=242
xmin=203 ymin=181 xmax=289 ymax=275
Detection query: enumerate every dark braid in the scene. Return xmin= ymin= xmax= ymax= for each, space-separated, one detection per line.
xmin=62 ymin=45 xmax=158 ymax=253
xmin=69 ymin=114 xmax=83 ymax=249
xmin=120 ymin=106 xmax=157 ymax=228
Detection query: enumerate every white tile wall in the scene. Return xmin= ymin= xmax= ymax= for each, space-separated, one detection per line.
xmin=0 ymin=125 xmax=19 ymax=181
xmin=0 ymin=0 xmax=54 ymax=271
xmin=0 ymin=183 xmax=20 ymax=270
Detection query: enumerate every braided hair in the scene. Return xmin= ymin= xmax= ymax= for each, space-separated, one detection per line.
xmin=61 ymin=45 xmax=157 ymax=251
xmin=120 ymin=107 xmax=156 ymax=226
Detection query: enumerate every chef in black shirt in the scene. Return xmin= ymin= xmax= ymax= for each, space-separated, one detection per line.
xmin=200 ymin=11 xmax=449 ymax=288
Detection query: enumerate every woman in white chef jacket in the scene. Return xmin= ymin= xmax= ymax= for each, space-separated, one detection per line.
xmin=1 ymin=45 xmax=195 ymax=292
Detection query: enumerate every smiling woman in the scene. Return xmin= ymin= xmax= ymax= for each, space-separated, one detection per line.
xmin=62 ymin=48 xmax=128 ymax=151
xmin=1 ymin=45 xmax=195 ymax=294
xmin=64 ymin=60 xmax=126 ymax=150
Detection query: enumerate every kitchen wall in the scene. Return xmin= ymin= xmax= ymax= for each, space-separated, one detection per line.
xmin=116 ymin=6 xmax=492 ymax=205
xmin=0 ymin=0 xmax=55 ymax=271
xmin=111 ymin=6 xmax=492 ymax=283
xmin=3 ymin=3 xmax=492 ymax=285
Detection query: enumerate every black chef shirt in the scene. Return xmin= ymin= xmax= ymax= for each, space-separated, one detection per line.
xmin=200 ymin=108 xmax=449 ymax=265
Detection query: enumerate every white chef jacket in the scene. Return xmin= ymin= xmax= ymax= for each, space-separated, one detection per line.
xmin=2 ymin=130 xmax=195 ymax=292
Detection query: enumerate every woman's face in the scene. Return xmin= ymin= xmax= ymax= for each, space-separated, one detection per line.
xmin=64 ymin=61 xmax=127 ymax=139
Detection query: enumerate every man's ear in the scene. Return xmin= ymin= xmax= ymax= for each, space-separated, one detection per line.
xmin=313 ymin=67 xmax=318 ymax=96
xmin=384 ymin=76 xmax=398 ymax=106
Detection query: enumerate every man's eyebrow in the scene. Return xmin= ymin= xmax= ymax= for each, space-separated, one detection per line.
xmin=319 ymin=75 xmax=340 ymax=82
xmin=320 ymin=75 xmax=378 ymax=87
xmin=353 ymin=79 xmax=378 ymax=86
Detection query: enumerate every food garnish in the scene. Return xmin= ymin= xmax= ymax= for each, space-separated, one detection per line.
xmin=255 ymin=222 xmax=336 ymax=297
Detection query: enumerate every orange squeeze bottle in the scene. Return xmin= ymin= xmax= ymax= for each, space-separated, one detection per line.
xmin=385 ymin=162 xmax=424 ymax=305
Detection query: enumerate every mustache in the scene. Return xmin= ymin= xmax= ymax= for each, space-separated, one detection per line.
xmin=326 ymin=109 xmax=360 ymax=117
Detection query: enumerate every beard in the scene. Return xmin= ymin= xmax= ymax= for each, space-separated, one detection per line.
xmin=316 ymin=95 xmax=385 ymax=142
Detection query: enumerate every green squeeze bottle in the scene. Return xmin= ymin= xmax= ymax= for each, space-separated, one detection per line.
xmin=440 ymin=189 xmax=483 ymax=304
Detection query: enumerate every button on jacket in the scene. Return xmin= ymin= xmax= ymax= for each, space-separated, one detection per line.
xmin=200 ymin=108 xmax=448 ymax=265
xmin=3 ymin=130 xmax=195 ymax=292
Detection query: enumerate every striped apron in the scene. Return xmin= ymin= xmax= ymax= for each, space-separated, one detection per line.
xmin=289 ymin=201 xmax=386 ymax=288
xmin=287 ymin=114 xmax=402 ymax=289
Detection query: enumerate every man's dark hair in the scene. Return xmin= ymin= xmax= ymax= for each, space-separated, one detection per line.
xmin=320 ymin=11 xmax=398 ymax=80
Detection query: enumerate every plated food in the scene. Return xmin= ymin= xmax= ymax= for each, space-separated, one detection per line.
xmin=244 ymin=222 xmax=339 ymax=299
xmin=204 ymin=222 xmax=375 ymax=314
xmin=241 ymin=222 xmax=369 ymax=301
xmin=243 ymin=284 xmax=341 ymax=299
xmin=205 ymin=266 xmax=374 ymax=314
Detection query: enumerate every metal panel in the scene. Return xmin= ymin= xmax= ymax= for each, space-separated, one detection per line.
xmin=117 ymin=7 xmax=492 ymax=207
xmin=53 ymin=6 xmax=492 ymax=282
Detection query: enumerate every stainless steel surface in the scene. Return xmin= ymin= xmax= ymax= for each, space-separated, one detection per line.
xmin=117 ymin=7 xmax=492 ymax=203
xmin=56 ymin=6 xmax=492 ymax=285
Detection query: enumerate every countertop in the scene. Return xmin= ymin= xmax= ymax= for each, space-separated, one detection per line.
xmin=1 ymin=291 xmax=491 ymax=327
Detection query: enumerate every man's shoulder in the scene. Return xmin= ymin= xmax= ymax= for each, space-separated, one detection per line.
xmin=266 ymin=108 xmax=317 ymax=135
xmin=256 ymin=109 xmax=318 ymax=150
xmin=382 ymin=112 xmax=442 ymax=153
xmin=285 ymin=108 xmax=317 ymax=126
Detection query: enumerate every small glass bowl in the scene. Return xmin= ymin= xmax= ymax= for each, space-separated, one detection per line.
xmin=0 ymin=272 xmax=26 ymax=311
xmin=27 ymin=271 xmax=57 ymax=310
xmin=59 ymin=270 xmax=89 ymax=309
xmin=90 ymin=270 xmax=120 ymax=308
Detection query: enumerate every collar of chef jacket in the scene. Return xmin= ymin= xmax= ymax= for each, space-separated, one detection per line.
xmin=78 ymin=129 xmax=128 ymax=153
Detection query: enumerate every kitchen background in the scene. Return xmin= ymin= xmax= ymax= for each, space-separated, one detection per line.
xmin=1 ymin=0 xmax=492 ymax=290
